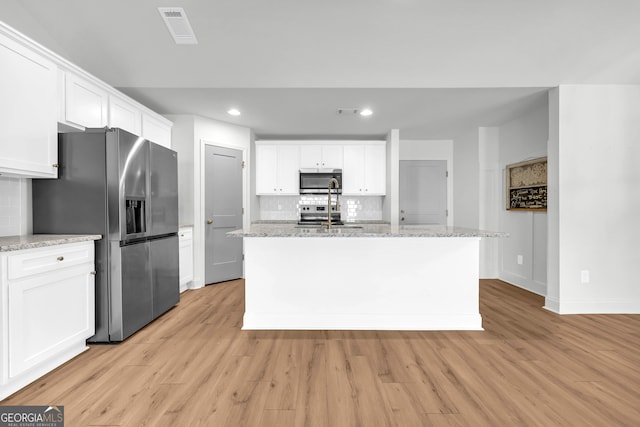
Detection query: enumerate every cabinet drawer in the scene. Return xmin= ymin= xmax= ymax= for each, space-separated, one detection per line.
xmin=7 ymin=243 xmax=94 ymax=280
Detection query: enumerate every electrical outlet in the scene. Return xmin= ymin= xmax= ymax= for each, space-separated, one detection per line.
xmin=581 ymin=270 xmax=590 ymax=284
xmin=517 ymin=255 xmax=523 ymax=265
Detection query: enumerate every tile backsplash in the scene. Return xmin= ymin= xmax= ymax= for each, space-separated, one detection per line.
xmin=0 ymin=177 xmax=27 ymax=237
xmin=259 ymin=195 xmax=383 ymax=222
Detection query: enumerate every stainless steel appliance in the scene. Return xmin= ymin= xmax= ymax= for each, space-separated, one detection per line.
xmin=32 ymin=128 xmax=179 ymax=342
xmin=299 ymin=169 xmax=342 ymax=194
xmin=299 ymin=203 xmax=343 ymax=226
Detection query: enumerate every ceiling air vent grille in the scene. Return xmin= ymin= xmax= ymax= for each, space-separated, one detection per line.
xmin=158 ymin=7 xmax=198 ymax=45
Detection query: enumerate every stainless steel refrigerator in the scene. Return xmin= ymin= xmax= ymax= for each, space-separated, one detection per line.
xmin=32 ymin=128 xmax=179 ymax=342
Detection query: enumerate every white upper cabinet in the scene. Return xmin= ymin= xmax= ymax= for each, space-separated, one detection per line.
xmin=1 ymin=22 xmax=171 ymax=178
xmin=109 ymin=95 xmax=142 ymax=136
xmin=0 ymin=30 xmax=58 ymax=178
xmin=299 ymin=144 xmax=343 ymax=169
xmin=142 ymin=113 xmax=172 ymax=148
xmin=256 ymin=143 xmax=300 ymax=195
xmin=342 ymin=142 xmax=386 ymax=195
xmin=363 ymin=144 xmax=386 ymax=195
xmin=59 ymin=70 xmax=109 ymax=129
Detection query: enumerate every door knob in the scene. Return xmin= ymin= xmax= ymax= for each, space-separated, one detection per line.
xmin=207 ymin=219 xmax=213 ymax=224
xmin=401 ymin=217 xmax=405 ymax=221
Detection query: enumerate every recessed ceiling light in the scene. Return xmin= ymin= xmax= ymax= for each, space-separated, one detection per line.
xmin=359 ymin=108 xmax=373 ymax=116
xmin=227 ymin=108 xmax=241 ymax=116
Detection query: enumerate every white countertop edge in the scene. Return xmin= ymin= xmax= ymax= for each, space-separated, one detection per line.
xmin=0 ymin=234 xmax=102 ymax=252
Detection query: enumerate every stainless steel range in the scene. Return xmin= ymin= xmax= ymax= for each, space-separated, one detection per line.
xmin=299 ymin=203 xmax=343 ymax=226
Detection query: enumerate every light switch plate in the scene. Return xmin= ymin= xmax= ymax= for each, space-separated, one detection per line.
xmin=581 ymin=270 xmax=590 ymax=284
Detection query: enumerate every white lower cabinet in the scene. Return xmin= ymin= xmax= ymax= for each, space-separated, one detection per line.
xmin=0 ymin=241 xmax=96 ymax=400
xmin=179 ymin=227 xmax=194 ymax=292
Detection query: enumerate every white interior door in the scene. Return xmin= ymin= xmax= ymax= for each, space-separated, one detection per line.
xmin=399 ymin=160 xmax=447 ymax=225
xmin=204 ymin=145 xmax=243 ymax=284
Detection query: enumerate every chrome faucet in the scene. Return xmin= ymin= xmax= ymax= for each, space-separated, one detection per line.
xmin=322 ymin=177 xmax=340 ymax=229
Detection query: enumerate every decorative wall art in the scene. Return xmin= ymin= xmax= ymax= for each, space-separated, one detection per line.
xmin=506 ymin=157 xmax=547 ymax=210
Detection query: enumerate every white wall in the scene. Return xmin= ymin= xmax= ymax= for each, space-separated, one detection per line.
xmin=383 ymin=129 xmax=400 ymax=225
xmin=165 ymin=115 xmax=196 ymax=225
xmin=453 ymin=129 xmax=480 ymax=229
xmin=167 ymin=114 xmax=252 ymax=288
xmin=547 ymin=89 xmax=560 ymax=307
xmin=478 ymin=127 xmax=500 ymax=278
xmin=399 ymin=139 xmax=454 ymax=226
xmin=454 ymin=101 xmax=548 ymax=282
xmin=546 ymin=85 xmax=640 ymax=313
xmin=497 ymin=101 xmax=549 ymax=295
xmin=0 ymin=177 xmax=31 ymax=236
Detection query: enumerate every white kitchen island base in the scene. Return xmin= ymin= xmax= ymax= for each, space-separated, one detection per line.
xmin=242 ymin=234 xmax=484 ymax=331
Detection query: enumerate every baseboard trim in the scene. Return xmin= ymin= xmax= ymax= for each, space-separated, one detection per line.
xmin=243 ymin=313 xmax=484 ymax=331
xmin=499 ymin=271 xmax=546 ymax=296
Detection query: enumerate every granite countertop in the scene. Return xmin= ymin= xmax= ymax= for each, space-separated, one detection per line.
xmin=0 ymin=234 xmax=102 ymax=252
xmin=227 ymin=223 xmax=507 ymax=238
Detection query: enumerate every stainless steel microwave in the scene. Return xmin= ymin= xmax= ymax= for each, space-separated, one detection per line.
xmin=299 ymin=169 xmax=342 ymax=194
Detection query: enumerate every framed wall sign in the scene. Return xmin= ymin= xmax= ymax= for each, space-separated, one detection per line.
xmin=506 ymin=157 xmax=547 ymax=210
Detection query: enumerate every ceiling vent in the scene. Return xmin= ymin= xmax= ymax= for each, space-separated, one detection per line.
xmin=158 ymin=7 xmax=198 ymax=45
xmin=337 ymin=108 xmax=359 ymax=115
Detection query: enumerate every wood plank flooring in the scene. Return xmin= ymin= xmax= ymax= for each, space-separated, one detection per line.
xmin=2 ymin=279 xmax=640 ymax=426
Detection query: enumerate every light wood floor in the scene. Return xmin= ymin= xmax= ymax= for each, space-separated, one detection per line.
xmin=3 ymin=279 xmax=640 ymax=426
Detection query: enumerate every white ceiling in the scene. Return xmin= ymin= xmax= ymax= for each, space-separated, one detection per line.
xmin=4 ymin=0 xmax=640 ymax=139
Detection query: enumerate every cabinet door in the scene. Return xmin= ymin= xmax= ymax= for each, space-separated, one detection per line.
xmin=364 ymin=144 xmax=386 ymax=195
xmin=109 ymin=95 xmax=142 ymax=136
xmin=63 ymin=72 xmax=109 ymax=128
xmin=142 ymin=113 xmax=172 ymax=148
xmin=342 ymin=145 xmax=365 ymax=195
xmin=277 ymin=145 xmax=300 ymax=194
xmin=0 ymin=33 xmax=57 ymax=178
xmin=8 ymin=265 xmax=94 ymax=378
xmin=299 ymin=145 xmax=322 ymax=168
xmin=178 ymin=228 xmax=194 ymax=289
xmin=256 ymin=145 xmax=278 ymax=194
xmin=321 ymin=145 xmax=343 ymax=169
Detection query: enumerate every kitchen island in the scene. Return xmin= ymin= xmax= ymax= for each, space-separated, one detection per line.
xmin=229 ymin=224 xmax=506 ymax=331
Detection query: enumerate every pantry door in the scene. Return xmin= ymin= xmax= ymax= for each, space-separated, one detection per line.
xmin=399 ymin=160 xmax=447 ymax=225
xmin=204 ymin=145 xmax=243 ymax=284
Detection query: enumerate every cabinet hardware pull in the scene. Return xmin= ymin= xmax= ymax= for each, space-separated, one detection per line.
xmin=207 ymin=219 xmax=213 ymax=224
xmin=52 ymin=163 xmax=59 ymax=168
xmin=90 ymin=271 xmax=97 ymax=275
xmin=57 ymin=256 xmax=64 ymax=261
xmin=180 ymin=233 xmax=184 ymax=237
